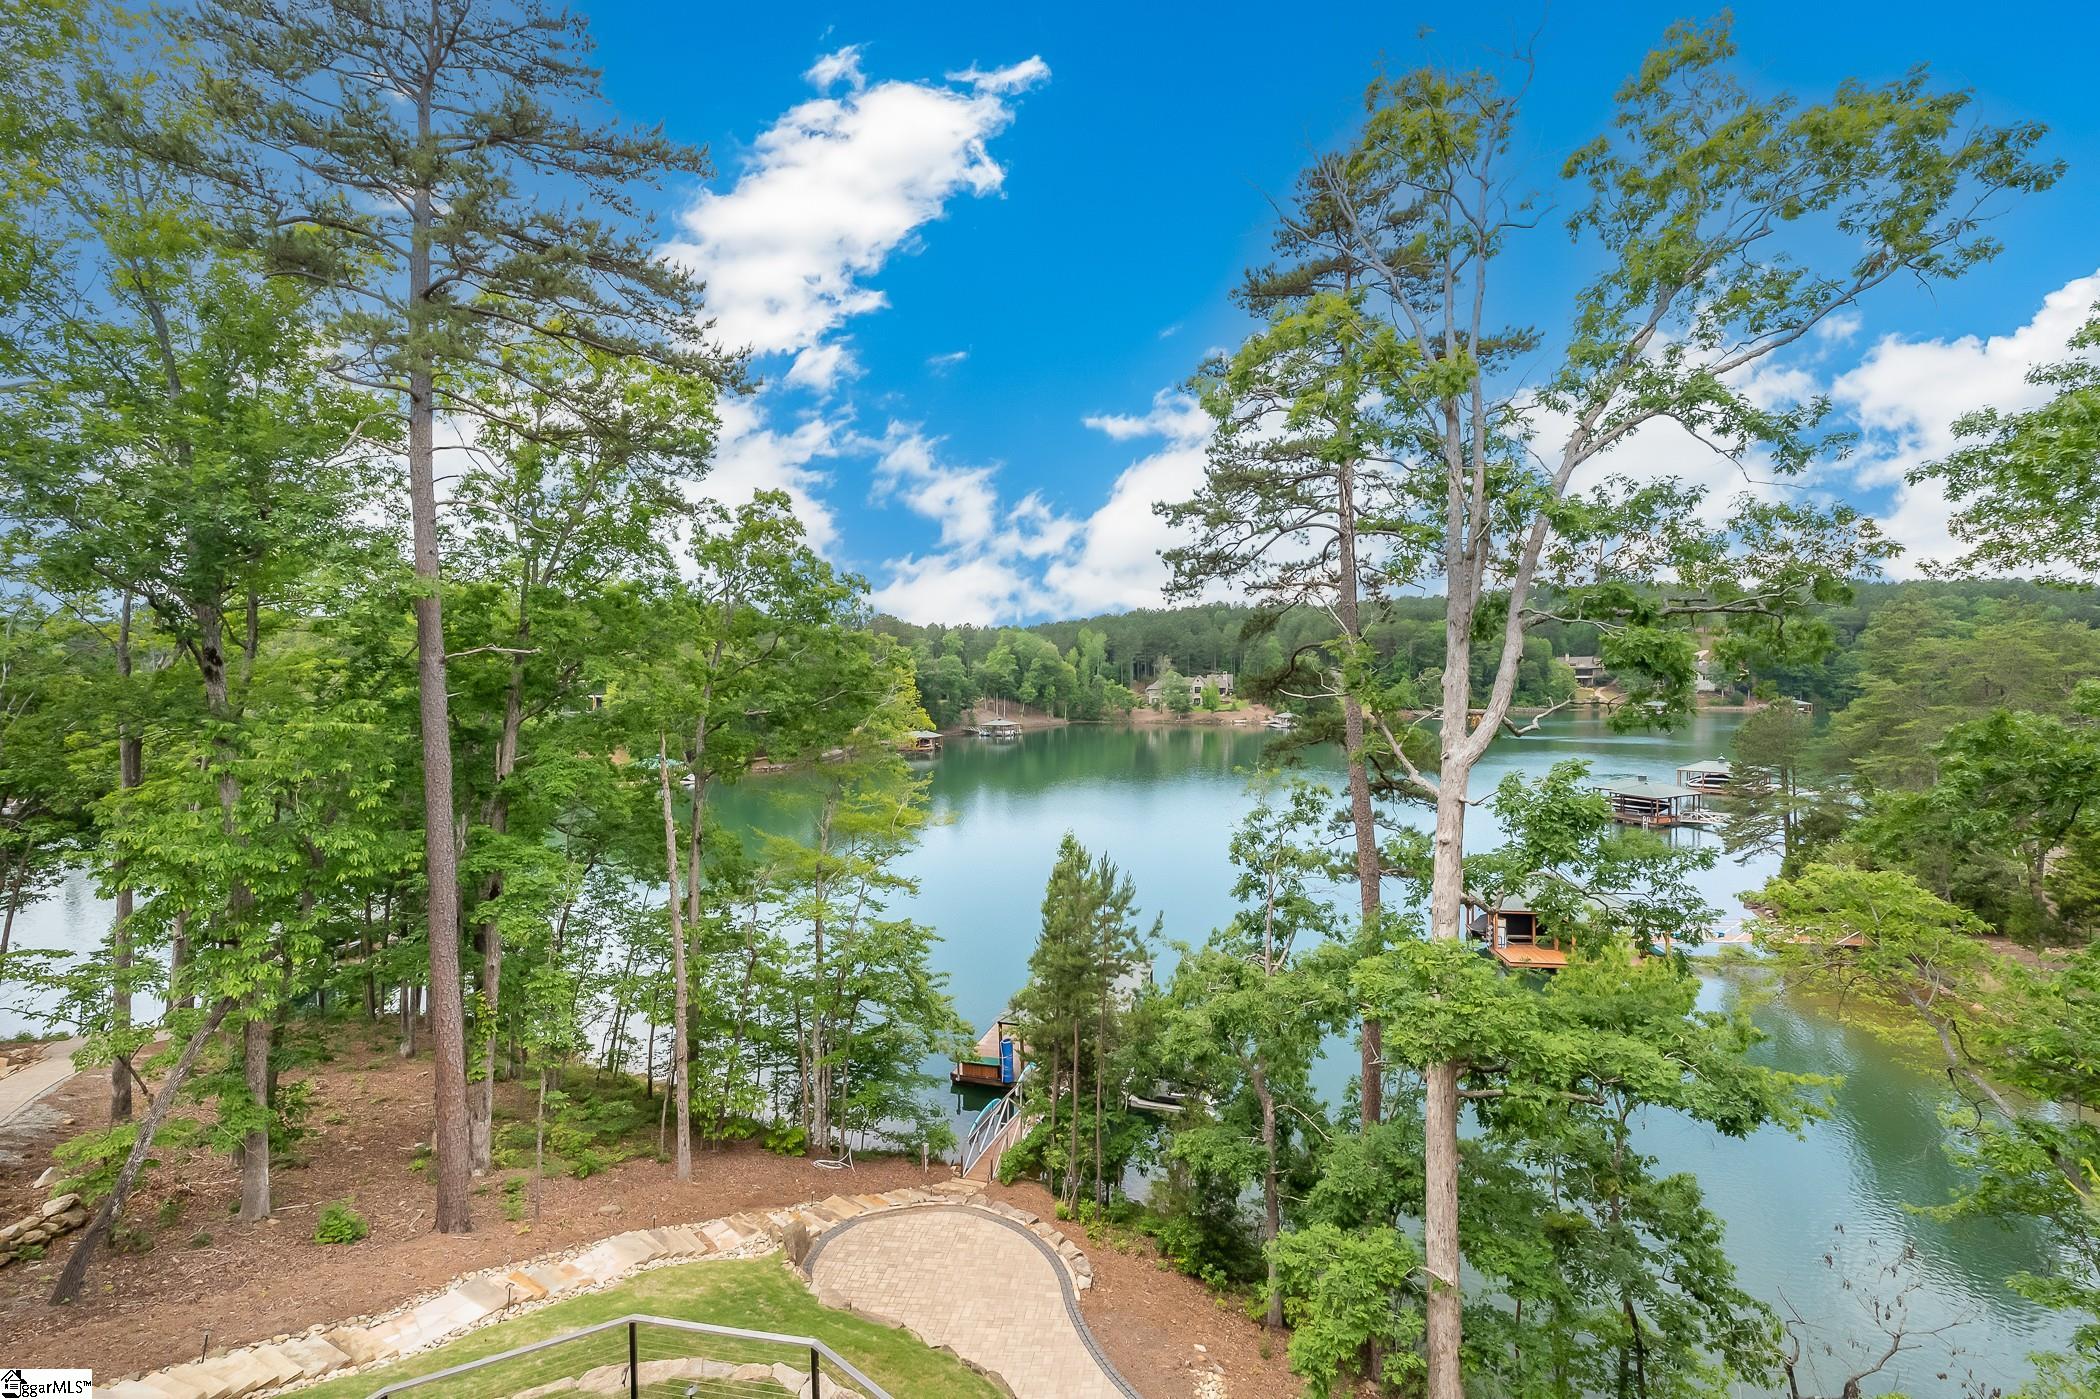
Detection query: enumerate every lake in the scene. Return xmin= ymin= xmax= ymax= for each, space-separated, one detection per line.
xmin=721 ymin=712 xmax=2074 ymax=1396
xmin=7 ymin=711 xmax=2073 ymax=1393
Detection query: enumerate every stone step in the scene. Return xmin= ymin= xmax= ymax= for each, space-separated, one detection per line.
xmin=277 ymin=1333 xmax=354 ymax=1379
xmin=502 ymin=1267 xmax=550 ymax=1301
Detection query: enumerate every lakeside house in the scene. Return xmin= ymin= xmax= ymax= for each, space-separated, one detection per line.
xmin=1143 ymin=665 xmax=1235 ymax=706
xmin=1561 ymin=654 xmax=1608 ymax=688
xmin=1464 ymin=877 xmax=1634 ymax=972
xmin=899 ymin=729 xmax=943 ymax=756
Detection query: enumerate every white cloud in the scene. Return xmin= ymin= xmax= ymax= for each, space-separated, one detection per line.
xmin=662 ymin=48 xmax=1048 ymax=565
xmin=946 ymin=57 xmax=1052 ymax=94
xmin=784 ymin=341 xmax=858 ymax=393
xmin=926 ymin=349 xmax=968 ymax=373
xmin=703 ymin=395 xmax=845 ymax=553
xmin=1042 ymin=401 xmax=1217 ymax=615
xmin=1081 ymin=389 xmax=1211 ymax=443
xmin=803 ymin=46 xmax=865 ymax=92
xmin=869 ymin=553 xmax=1044 ymax=627
xmin=665 ymin=61 xmax=1048 ymax=359
xmin=862 ymin=423 xmax=1082 ymax=623
xmin=1832 ymin=270 xmax=2099 ymax=569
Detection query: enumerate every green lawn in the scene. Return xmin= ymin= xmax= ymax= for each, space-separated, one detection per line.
xmin=293 ymin=1256 xmax=1000 ymax=1398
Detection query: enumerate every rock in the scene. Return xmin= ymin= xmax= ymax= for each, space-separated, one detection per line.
xmin=33 ymin=1166 xmax=57 ymax=1190
xmin=19 ymin=1227 xmax=49 ymax=1246
xmin=55 ymin=1208 xmax=89 ymax=1232
xmin=595 ymin=1202 xmax=622 ymax=1216
xmin=0 ymin=1222 xmax=20 ymax=1245
xmin=40 ymin=1192 xmax=82 ymax=1218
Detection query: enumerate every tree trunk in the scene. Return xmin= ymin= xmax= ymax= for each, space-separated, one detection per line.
xmin=1256 ymin=1067 xmax=1282 ymax=1330
xmin=399 ymin=42 xmax=473 ymax=1231
xmin=533 ymin=1066 xmax=547 ymax=1223
xmin=658 ymin=731 xmax=691 ymax=1182
xmin=1334 ymin=448 xmax=1383 ymax=1129
xmin=469 ymin=645 xmax=526 ymax=1173
xmin=1066 ymin=1020 xmax=1082 ymax=1211
xmin=1423 ymin=651 xmax=1475 ymax=1399
xmin=677 ymin=706 xmax=714 ymax=1172
xmin=1093 ymin=983 xmax=1107 ymax=1210
xmin=111 ymin=593 xmax=142 ymax=1123
xmin=51 ymin=999 xmax=233 ymax=1305
xmin=238 ymin=1004 xmax=271 ymax=1220
xmin=170 ymin=910 xmax=190 ymax=1011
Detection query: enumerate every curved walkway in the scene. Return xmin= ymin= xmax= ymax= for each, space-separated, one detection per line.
xmin=0 ymin=1037 xmax=83 ymax=1127
xmin=806 ymin=1204 xmax=1139 ymax=1399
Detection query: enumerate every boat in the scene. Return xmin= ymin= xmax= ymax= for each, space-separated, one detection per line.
xmin=1264 ymin=711 xmax=1298 ymax=731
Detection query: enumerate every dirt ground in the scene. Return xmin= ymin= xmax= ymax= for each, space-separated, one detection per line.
xmin=2 ymin=1027 xmax=1306 ymax=1398
xmin=986 ymin=1179 xmax=1304 ymax=1399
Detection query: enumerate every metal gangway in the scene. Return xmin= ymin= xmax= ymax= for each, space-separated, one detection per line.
xmin=957 ymin=1066 xmax=1032 ymax=1181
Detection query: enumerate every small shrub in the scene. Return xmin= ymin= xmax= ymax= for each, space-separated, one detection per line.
xmin=760 ymin=1122 xmax=806 ymax=1157
xmin=564 ymin=1146 xmax=606 ymax=1180
xmin=187 ymin=1230 xmax=213 ymax=1249
xmin=501 ymin=1176 xmax=526 ymax=1223
xmin=13 ymin=1242 xmax=46 ymax=1262
xmin=313 ymin=1200 xmax=369 ymax=1245
xmin=155 ymin=1197 xmax=185 ymax=1228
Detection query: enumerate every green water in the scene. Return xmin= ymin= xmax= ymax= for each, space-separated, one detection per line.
xmin=6 ymin=713 xmax=2072 ymax=1391
xmin=721 ymin=713 xmax=2073 ymax=1396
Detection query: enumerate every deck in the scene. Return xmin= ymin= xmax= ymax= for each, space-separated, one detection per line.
xmin=1486 ymin=942 xmax=1570 ymax=972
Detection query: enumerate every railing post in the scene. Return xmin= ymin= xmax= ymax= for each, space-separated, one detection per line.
xmin=810 ymin=1343 xmax=822 ymax=1396
xmin=628 ymin=1320 xmax=639 ymax=1399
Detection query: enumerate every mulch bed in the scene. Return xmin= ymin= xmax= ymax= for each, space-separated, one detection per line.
xmin=985 ymin=1180 xmax=1303 ymax=1399
xmin=3 ymin=1027 xmax=1308 ymax=1397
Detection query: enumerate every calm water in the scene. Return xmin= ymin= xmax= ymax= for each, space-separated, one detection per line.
xmin=8 ymin=713 xmax=2073 ymax=1392
xmin=722 ymin=713 xmax=2072 ymax=1395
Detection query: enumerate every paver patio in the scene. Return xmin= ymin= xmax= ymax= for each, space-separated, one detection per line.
xmin=808 ymin=1204 xmax=1136 ymax=1399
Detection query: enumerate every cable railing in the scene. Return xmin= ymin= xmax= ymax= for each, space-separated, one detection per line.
xmin=363 ymin=1313 xmax=891 ymax=1398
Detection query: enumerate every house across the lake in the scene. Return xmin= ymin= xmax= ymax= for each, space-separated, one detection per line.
xmin=1562 ymin=654 xmax=1608 ymax=688
xmin=1143 ymin=665 xmax=1234 ymax=705
xmin=899 ymin=729 xmax=943 ymax=755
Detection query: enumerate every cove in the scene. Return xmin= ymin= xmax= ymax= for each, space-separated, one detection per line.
xmin=715 ymin=711 xmax=2075 ymax=1396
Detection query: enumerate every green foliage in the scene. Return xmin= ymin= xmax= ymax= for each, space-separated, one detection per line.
xmin=760 ymin=1122 xmax=807 ymax=1157
xmin=1919 ymin=313 xmax=2100 ymax=582
xmin=312 ymin=1199 xmax=368 ymax=1245
xmin=1271 ymin=1224 xmax=1425 ymax=1397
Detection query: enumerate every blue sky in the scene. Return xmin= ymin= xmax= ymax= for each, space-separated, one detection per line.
xmin=582 ymin=2 xmax=2100 ymax=623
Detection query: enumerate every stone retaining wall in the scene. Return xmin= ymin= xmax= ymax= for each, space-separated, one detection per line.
xmin=100 ymin=1178 xmax=1089 ymax=1399
xmin=0 ymin=1191 xmax=88 ymax=1264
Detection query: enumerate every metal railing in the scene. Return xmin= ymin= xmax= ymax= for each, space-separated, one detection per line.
xmin=364 ymin=1313 xmax=891 ymax=1398
xmin=957 ymin=1066 xmax=1030 ymax=1178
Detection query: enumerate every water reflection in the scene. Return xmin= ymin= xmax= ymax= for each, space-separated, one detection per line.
xmin=6 ymin=712 xmax=2075 ymax=1391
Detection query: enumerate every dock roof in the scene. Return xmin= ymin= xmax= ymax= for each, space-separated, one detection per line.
xmin=1465 ymin=875 xmax=1629 ymax=916
xmin=1592 ymin=776 xmax=1700 ymax=800
xmin=1677 ymin=758 xmax=1732 ymax=775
